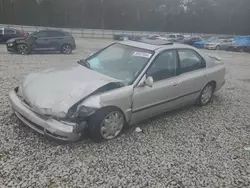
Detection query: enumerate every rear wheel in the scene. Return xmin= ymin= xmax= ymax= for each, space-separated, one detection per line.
xmin=197 ymin=83 xmax=215 ymax=106
xmin=17 ymin=44 xmax=29 ymax=55
xmin=61 ymin=44 xmax=72 ymax=54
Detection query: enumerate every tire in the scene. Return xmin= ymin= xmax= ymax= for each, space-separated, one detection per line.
xmin=61 ymin=44 xmax=72 ymax=54
xmin=88 ymin=107 xmax=125 ymax=142
xmin=196 ymin=82 xmax=215 ymax=106
xmin=215 ymin=45 xmax=220 ymax=50
xmin=17 ymin=44 xmax=29 ymax=55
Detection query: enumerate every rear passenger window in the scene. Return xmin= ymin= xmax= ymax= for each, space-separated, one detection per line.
xmin=178 ymin=49 xmax=205 ymax=74
xmin=5 ymin=29 xmax=16 ymax=34
xmin=47 ymin=31 xmax=66 ymax=37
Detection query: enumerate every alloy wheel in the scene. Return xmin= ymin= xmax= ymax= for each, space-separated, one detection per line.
xmin=18 ymin=44 xmax=28 ymax=55
xmin=62 ymin=44 xmax=72 ymax=54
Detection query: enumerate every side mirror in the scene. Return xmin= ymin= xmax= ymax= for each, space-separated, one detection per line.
xmin=144 ymin=76 xmax=154 ymax=87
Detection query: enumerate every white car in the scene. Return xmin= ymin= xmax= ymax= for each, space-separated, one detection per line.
xmin=157 ymin=34 xmax=185 ymax=42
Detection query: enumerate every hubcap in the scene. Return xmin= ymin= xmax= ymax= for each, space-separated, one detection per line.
xmin=18 ymin=45 xmax=28 ymax=54
xmin=63 ymin=45 xmax=71 ymax=54
xmin=201 ymin=85 xmax=213 ymax=104
xmin=100 ymin=111 xmax=124 ymax=140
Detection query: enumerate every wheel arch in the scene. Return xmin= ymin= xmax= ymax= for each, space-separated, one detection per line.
xmin=61 ymin=43 xmax=72 ymax=49
xmin=208 ymin=80 xmax=216 ymax=91
xmin=93 ymin=105 xmax=129 ymax=124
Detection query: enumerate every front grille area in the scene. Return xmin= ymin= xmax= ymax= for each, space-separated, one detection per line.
xmin=46 ymin=130 xmax=68 ymax=140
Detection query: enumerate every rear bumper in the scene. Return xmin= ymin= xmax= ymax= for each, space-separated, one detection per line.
xmin=9 ymin=88 xmax=84 ymax=142
xmin=215 ymin=79 xmax=226 ymax=92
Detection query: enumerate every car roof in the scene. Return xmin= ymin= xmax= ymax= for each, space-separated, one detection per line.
xmin=3 ymin=28 xmax=18 ymax=30
xmin=38 ymin=29 xmax=65 ymax=33
xmin=119 ymin=40 xmax=196 ymax=51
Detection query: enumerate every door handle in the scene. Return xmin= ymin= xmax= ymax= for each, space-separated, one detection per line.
xmin=172 ymin=82 xmax=179 ymax=86
xmin=204 ymin=74 xmax=208 ymax=78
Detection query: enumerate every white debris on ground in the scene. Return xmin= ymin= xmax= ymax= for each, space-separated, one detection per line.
xmin=135 ymin=127 xmax=143 ymax=133
xmin=0 ymin=39 xmax=250 ymax=188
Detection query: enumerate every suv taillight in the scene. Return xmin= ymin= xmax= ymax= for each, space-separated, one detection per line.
xmin=24 ymin=33 xmax=29 ymax=37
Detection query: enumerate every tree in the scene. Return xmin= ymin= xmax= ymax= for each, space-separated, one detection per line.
xmin=0 ymin=0 xmax=249 ymax=34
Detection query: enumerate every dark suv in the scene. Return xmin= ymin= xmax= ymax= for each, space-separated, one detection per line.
xmin=0 ymin=28 xmax=28 ymax=43
xmin=6 ymin=30 xmax=76 ymax=54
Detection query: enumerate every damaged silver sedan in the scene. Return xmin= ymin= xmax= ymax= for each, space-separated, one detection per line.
xmin=9 ymin=41 xmax=226 ymax=142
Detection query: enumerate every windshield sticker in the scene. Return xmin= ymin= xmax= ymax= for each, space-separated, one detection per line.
xmin=133 ymin=52 xmax=152 ymax=58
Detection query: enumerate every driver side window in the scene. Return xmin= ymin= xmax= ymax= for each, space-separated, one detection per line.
xmin=147 ymin=50 xmax=178 ymax=82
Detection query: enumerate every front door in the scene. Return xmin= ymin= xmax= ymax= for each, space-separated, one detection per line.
xmin=131 ymin=50 xmax=180 ymax=124
xmin=32 ymin=31 xmax=51 ymax=50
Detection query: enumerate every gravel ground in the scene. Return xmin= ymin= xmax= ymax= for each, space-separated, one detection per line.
xmin=0 ymin=38 xmax=250 ymax=188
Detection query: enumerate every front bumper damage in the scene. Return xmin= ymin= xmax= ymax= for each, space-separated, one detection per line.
xmin=9 ymin=88 xmax=86 ymax=142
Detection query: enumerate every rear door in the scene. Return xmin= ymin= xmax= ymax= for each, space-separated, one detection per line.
xmin=174 ymin=49 xmax=208 ymax=105
xmin=45 ymin=31 xmax=66 ymax=50
xmin=221 ymin=39 xmax=233 ymax=49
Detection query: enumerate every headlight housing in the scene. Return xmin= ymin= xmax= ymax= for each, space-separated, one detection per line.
xmin=77 ymin=106 xmax=96 ymax=117
xmin=7 ymin=43 xmax=14 ymax=47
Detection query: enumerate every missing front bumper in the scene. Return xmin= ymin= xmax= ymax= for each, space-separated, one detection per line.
xmin=9 ymin=89 xmax=84 ymax=142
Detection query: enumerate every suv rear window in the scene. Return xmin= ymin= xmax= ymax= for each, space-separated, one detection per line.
xmin=5 ymin=29 xmax=16 ymax=34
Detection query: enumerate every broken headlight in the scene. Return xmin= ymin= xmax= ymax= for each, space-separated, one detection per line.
xmin=77 ymin=106 xmax=96 ymax=117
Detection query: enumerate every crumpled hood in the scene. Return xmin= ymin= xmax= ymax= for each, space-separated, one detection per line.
xmin=22 ymin=64 xmax=118 ymax=117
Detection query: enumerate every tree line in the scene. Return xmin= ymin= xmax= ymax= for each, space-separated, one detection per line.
xmin=0 ymin=0 xmax=249 ymax=35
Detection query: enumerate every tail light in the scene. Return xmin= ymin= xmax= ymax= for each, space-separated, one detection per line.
xmin=24 ymin=33 xmax=29 ymax=37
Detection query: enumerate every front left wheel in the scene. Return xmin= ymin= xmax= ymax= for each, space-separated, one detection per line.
xmin=88 ymin=107 xmax=125 ymax=142
xmin=17 ymin=44 xmax=30 ymax=55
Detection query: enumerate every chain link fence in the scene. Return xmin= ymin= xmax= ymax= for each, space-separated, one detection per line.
xmin=0 ymin=24 xmax=224 ymax=39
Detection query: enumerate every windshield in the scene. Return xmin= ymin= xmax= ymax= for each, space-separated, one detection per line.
xmin=85 ymin=43 xmax=153 ymax=85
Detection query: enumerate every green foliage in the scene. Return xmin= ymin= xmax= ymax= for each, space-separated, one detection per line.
xmin=0 ymin=0 xmax=249 ymax=34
